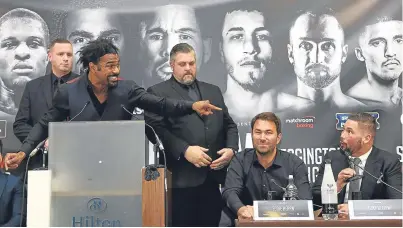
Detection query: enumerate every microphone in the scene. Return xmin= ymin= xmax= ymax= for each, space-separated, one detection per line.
xmin=341 ymin=147 xmax=403 ymax=194
xmin=29 ymin=101 xmax=90 ymax=157
xmin=270 ymin=179 xmax=286 ymax=192
xmin=121 ymin=104 xmax=165 ymax=152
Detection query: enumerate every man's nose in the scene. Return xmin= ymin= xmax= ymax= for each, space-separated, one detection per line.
xmin=15 ymin=43 xmax=30 ymax=60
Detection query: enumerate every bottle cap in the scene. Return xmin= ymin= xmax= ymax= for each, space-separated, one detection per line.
xmin=289 ymin=174 xmax=293 ymax=179
xmin=325 ymin=159 xmax=331 ymax=164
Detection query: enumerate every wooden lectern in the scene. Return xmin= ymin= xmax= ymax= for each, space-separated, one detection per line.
xmin=142 ymin=167 xmax=172 ymax=227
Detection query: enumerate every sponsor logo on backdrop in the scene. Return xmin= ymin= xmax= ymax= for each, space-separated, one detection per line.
xmin=335 ymin=112 xmax=380 ymax=130
xmin=285 ymin=116 xmax=315 ymax=129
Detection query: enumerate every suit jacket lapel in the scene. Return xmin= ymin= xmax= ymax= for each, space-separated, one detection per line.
xmin=42 ymin=74 xmax=53 ymax=109
xmin=170 ymin=77 xmax=204 ymax=121
xmin=360 ymin=147 xmax=381 ymax=199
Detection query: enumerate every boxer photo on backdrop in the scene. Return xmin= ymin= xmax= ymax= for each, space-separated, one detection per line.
xmin=0 ymin=8 xmax=49 ymax=116
xmin=287 ymin=8 xmax=365 ymax=110
xmin=63 ymin=8 xmax=124 ymax=75
xmin=347 ymin=16 xmax=403 ymax=108
xmin=139 ymin=4 xmax=211 ymax=89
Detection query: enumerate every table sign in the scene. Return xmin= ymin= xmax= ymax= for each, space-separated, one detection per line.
xmin=348 ymin=199 xmax=402 ymax=220
xmin=253 ymin=200 xmax=314 ymax=220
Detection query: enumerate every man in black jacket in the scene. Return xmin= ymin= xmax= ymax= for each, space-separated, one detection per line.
xmin=13 ymin=39 xmax=79 ymax=169
xmin=145 ymin=43 xmax=239 ymax=227
xmin=312 ymin=112 xmax=402 ymax=218
xmin=4 ymin=38 xmax=221 ymax=170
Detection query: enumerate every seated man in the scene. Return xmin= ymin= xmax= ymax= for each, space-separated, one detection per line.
xmin=220 ymin=112 xmax=312 ymax=226
xmin=312 ymin=113 xmax=402 ymax=218
xmin=0 ymin=155 xmax=25 ymax=227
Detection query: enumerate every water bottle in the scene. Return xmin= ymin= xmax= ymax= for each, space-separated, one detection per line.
xmin=283 ymin=175 xmax=298 ymax=200
xmin=321 ymin=159 xmax=338 ymax=220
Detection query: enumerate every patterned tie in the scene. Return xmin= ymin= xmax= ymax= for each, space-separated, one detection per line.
xmin=348 ymin=157 xmax=362 ymax=200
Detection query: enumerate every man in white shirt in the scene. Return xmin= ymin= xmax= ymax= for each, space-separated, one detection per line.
xmin=312 ymin=112 xmax=402 ymax=218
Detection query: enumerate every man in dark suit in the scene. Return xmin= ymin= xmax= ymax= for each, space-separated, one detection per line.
xmin=0 ymin=155 xmax=25 ymax=227
xmin=145 ymin=43 xmax=239 ymax=227
xmin=13 ymin=39 xmax=79 ymax=170
xmin=312 ymin=112 xmax=402 ymax=218
xmin=4 ymin=38 xmax=221 ymax=171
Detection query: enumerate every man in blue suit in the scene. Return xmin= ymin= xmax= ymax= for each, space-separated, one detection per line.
xmin=0 ymin=155 xmax=25 ymax=227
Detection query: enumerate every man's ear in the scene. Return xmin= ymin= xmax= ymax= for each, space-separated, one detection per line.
xmin=355 ymin=47 xmax=365 ymax=62
xmin=341 ymin=44 xmax=348 ymax=64
xmin=202 ymin=38 xmax=212 ymax=63
xmin=277 ymin=132 xmax=282 ymax=145
xmin=287 ymin=44 xmax=294 ymax=65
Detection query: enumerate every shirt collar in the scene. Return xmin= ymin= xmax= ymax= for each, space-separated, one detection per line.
xmin=172 ymin=75 xmax=197 ymax=89
xmin=52 ymin=71 xmax=72 ymax=84
xmin=252 ymin=149 xmax=285 ymax=168
xmin=354 ymin=146 xmax=372 ymax=164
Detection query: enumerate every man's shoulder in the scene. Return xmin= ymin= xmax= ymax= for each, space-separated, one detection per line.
xmin=66 ymin=76 xmax=82 ymax=84
xmin=147 ymin=80 xmax=172 ymax=92
xmin=25 ymin=74 xmax=49 ymax=87
xmin=198 ymin=80 xmax=221 ymax=92
xmin=373 ymin=146 xmax=400 ymax=163
xmin=279 ymin=149 xmax=305 ymax=164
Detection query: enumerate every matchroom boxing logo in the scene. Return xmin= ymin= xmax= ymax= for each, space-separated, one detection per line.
xmin=285 ymin=116 xmax=315 ymax=128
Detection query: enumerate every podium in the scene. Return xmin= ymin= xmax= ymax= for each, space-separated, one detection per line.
xmin=27 ymin=121 xmax=145 ymax=227
xmin=142 ymin=167 xmax=172 ymax=227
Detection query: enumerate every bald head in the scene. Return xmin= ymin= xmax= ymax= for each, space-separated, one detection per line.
xmin=289 ymin=12 xmax=345 ymax=45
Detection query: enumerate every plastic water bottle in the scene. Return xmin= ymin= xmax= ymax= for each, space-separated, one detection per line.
xmin=283 ymin=175 xmax=298 ymax=200
xmin=321 ymin=159 xmax=338 ymax=220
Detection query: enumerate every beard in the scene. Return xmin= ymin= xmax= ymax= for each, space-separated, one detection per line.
xmin=227 ymin=64 xmax=266 ymax=93
xmin=297 ymin=64 xmax=339 ymax=89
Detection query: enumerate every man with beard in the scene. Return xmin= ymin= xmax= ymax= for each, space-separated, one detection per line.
xmin=64 ymin=8 xmax=124 ymax=75
xmin=287 ymin=9 xmax=364 ymax=109
xmin=13 ymin=39 xmax=79 ymax=170
xmin=145 ymin=43 xmax=238 ymax=226
xmin=139 ymin=4 xmax=211 ymax=88
xmin=4 ymin=39 xmax=222 ymax=171
xmin=0 ymin=8 xmax=49 ymax=115
xmin=312 ymin=113 xmax=402 ymax=218
xmin=220 ymin=7 xmax=312 ymax=150
xmin=347 ymin=17 xmax=403 ymax=108
xmin=219 ymin=112 xmax=311 ymax=226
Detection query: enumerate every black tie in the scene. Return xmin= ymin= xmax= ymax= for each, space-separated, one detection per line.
xmin=54 ymin=78 xmax=63 ymax=97
xmin=348 ymin=157 xmax=362 ymax=200
xmin=187 ymin=84 xmax=199 ymax=101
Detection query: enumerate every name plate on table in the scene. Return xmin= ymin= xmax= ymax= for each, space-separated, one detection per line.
xmin=348 ymin=199 xmax=402 ymax=220
xmin=253 ymin=200 xmax=314 ymax=220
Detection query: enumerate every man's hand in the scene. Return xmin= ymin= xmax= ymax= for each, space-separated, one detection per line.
xmin=4 ymin=152 xmax=26 ymax=170
xmin=210 ymin=148 xmax=234 ymax=170
xmin=337 ymin=168 xmax=355 ymax=192
xmin=44 ymin=139 xmax=49 ymax=149
xmin=338 ymin=204 xmax=349 ymax=219
xmin=237 ymin=205 xmax=254 ymax=220
xmin=0 ymin=153 xmax=3 ymax=169
xmin=192 ymin=100 xmax=222 ymax=116
xmin=184 ymin=146 xmax=212 ymax=168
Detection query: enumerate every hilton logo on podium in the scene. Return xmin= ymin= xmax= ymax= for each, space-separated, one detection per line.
xmin=72 ymin=197 xmax=121 ymax=227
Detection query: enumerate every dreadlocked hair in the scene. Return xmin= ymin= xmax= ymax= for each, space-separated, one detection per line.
xmin=77 ymin=38 xmax=119 ymax=72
